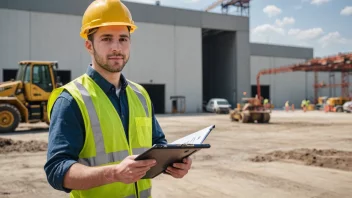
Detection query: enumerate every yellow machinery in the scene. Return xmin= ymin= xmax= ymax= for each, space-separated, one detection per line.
xmin=230 ymin=97 xmax=271 ymax=123
xmin=307 ymin=104 xmax=315 ymax=111
xmin=315 ymin=96 xmax=328 ymax=110
xmin=315 ymin=96 xmax=350 ymax=112
xmin=0 ymin=61 xmax=62 ymax=133
xmin=326 ymin=97 xmax=350 ymax=112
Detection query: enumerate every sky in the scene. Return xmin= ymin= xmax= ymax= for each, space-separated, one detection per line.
xmin=123 ymin=0 xmax=352 ymax=57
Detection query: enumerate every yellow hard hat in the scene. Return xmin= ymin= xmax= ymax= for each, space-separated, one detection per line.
xmin=80 ymin=0 xmax=137 ymax=40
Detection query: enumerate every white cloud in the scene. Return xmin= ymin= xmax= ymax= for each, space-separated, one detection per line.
xmin=252 ymin=24 xmax=285 ymax=36
xmin=340 ymin=6 xmax=352 ymax=16
xmin=288 ymin=29 xmax=301 ymax=35
xmin=311 ymin=0 xmax=330 ymax=5
xmin=288 ymin=28 xmax=324 ymax=40
xmin=319 ymin=32 xmax=350 ymax=48
xmin=263 ymin=5 xmax=282 ymax=17
xmin=275 ymin=17 xmax=295 ymax=27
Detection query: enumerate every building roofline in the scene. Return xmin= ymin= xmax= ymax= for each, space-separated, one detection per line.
xmin=0 ymin=0 xmax=249 ymax=31
xmin=250 ymin=42 xmax=314 ymax=59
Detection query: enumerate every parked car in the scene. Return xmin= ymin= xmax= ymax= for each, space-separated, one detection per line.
xmin=205 ymin=98 xmax=231 ymax=114
xmin=343 ymin=101 xmax=352 ymax=113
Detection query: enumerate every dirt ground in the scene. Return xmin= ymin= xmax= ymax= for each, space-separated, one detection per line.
xmin=0 ymin=110 xmax=351 ymax=198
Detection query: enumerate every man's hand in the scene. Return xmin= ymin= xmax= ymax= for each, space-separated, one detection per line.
xmin=165 ymin=157 xmax=192 ymax=178
xmin=113 ymin=155 xmax=156 ymax=184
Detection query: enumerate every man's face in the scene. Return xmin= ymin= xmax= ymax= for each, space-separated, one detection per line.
xmin=86 ymin=25 xmax=131 ymax=73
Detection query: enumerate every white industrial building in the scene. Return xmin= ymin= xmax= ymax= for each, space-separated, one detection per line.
xmin=2 ymin=0 xmax=338 ymax=114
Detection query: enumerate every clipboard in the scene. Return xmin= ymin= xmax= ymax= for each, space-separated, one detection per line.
xmin=135 ymin=125 xmax=215 ymax=179
xmin=134 ymin=144 xmax=211 ymax=179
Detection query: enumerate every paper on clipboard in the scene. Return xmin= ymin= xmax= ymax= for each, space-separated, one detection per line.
xmin=170 ymin=125 xmax=215 ymax=144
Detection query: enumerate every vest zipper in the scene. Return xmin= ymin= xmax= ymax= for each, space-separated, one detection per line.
xmin=135 ymin=182 xmax=139 ymax=198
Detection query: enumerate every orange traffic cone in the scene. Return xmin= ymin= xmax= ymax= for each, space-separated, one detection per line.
xmin=324 ymin=105 xmax=328 ymax=113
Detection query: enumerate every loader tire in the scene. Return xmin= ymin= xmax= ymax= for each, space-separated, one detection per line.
xmin=0 ymin=104 xmax=21 ymax=133
xmin=262 ymin=113 xmax=270 ymax=123
xmin=336 ymin=107 xmax=343 ymax=113
xmin=241 ymin=113 xmax=250 ymax=123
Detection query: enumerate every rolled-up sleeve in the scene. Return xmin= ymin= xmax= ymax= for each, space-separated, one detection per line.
xmin=44 ymin=91 xmax=85 ymax=193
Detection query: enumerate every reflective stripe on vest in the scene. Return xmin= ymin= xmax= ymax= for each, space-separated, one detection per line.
xmin=128 ymin=81 xmax=149 ymax=117
xmin=78 ymin=148 xmax=149 ymax=166
xmin=125 ymin=188 xmax=152 ymax=198
xmin=74 ymin=81 xmax=150 ymax=166
xmin=140 ymin=188 xmax=152 ymax=198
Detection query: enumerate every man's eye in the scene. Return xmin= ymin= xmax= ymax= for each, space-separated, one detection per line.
xmin=120 ymin=38 xmax=128 ymax=42
xmin=102 ymin=38 xmax=111 ymax=41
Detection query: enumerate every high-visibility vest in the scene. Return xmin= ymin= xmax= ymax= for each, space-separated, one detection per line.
xmin=47 ymin=74 xmax=153 ymax=198
xmin=263 ymin=99 xmax=269 ymax=104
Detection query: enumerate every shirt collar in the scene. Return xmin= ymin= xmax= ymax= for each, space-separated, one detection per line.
xmin=86 ymin=65 xmax=128 ymax=94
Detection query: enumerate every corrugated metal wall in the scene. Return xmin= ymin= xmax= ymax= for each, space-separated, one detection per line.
xmin=0 ymin=9 xmax=203 ymax=113
xmin=0 ymin=9 xmax=89 ymax=82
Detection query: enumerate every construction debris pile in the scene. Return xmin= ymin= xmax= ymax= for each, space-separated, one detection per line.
xmin=251 ymin=148 xmax=352 ymax=172
xmin=0 ymin=137 xmax=47 ymax=154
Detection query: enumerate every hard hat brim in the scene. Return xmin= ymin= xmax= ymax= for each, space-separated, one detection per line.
xmin=80 ymin=22 xmax=138 ymax=40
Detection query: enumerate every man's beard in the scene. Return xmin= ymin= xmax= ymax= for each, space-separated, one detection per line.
xmin=93 ymin=49 xmax=129 ymax=73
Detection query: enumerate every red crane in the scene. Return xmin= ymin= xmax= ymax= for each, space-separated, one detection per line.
xmin=205 ymin=0 xmax=251 ymax=15
xmin=256 ymin=53 xmax=352 ymax=103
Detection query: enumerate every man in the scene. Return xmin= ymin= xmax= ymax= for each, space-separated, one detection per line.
xmin=301 ymin=99 xmax=307 ymax=112
xmin=44 ymin=0 xmax=192 ymax=197
xmin=285 ymin=100 xmax=290 ymax=112
xmin=263 ymin=98 xmax=269 ymax=108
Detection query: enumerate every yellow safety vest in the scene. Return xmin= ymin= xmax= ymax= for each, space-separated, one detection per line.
xmin=263 ymin=99 xmax=269 ymax=104
xmin=47 ymin=74 xmax=153 ymax=198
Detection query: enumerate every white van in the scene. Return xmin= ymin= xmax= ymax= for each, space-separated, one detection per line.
xmin=205 ymin=98 xmax=231 ymax=114
xmin=343 ymin=101 xmax=352 ymax=113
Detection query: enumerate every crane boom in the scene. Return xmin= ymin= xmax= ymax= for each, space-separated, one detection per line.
xmin=205 ymin=0 xmax=226 ymax=12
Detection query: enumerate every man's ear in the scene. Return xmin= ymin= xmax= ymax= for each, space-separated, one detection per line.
xmin=85 ymin=40 xmax=94 ymax=55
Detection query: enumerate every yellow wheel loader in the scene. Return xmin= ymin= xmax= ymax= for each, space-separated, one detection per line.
xmin=0 ymin=61 xmax=62 ymax=133
xmin=316 ymin=96 xmax=350 ymax=112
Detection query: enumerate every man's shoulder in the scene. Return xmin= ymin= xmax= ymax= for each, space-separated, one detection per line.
xmin=55 ymin=89 xmax=76 ymax=104
xmin=128 ymin=80 xmax=151 ymax=96
xmin=49 ymin=89 xmax=81 ymax=119
xmin=125 ymin=79 xmax=152 ymax=102
xmin=125 ymin=79 xmax=146 ymax=91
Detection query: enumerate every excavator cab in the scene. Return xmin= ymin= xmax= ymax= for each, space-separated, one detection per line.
xmin=0 ymin=61 xmax=61 ymax=133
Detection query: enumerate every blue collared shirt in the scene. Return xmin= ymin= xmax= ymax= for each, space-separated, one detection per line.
xmin=44 ymin=66 xmax=167 ymax=192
